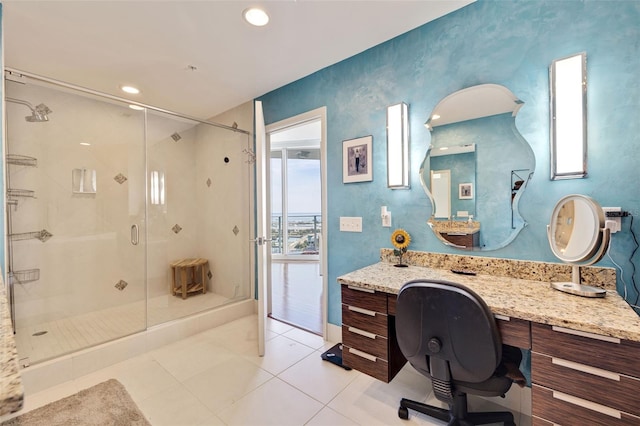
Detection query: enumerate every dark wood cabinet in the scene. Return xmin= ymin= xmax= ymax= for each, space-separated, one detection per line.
xmin=531 ymin=323 xmax=640 ymax=424
xmin=341 ymin=286 xmax=406 ymax=383
xmin=440 ymin=231 xmax=479 ymax=250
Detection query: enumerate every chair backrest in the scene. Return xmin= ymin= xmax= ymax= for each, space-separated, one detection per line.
xmin=396 ymin=280 xmax=502 ymax=384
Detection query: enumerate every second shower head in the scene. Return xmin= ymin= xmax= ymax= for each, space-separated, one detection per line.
xmin=6 ymin=97 xmax=52 ymax=122
xmin=25 ymin=103 xmax=52 ymax=122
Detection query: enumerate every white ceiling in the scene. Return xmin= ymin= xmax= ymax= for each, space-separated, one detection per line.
xmin=2 ymin=1 xmax=473 ymax=120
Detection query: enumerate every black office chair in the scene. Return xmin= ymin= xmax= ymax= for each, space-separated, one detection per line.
xmin=396 ymin=279 xmax=517 ymax=426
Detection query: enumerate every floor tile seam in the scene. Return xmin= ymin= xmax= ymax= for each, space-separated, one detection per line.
xmin=275 ymin=333 xmax=323 ymax=352
xmin=144 ymin=350 xmax=193 ymax=390
xmin=137 ymin=378 xmax=217 ymax=420
xmin=309 ymin=371 xmax=363 ymax=415
xmin=264 ymin=376 xmax=328 ymax=425
xmin=274 ymin=363 xmax=344 ymax=409
xmin=187 ymin=371 xmax=278 ymax=419
xmin=324 ymin=399 xmax=365 ymax=426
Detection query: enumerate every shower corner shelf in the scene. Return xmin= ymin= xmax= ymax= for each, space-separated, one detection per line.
xmin=8 ymin=188 xmax=36 ymax=199
xmin=7 ymin=154 xmax=38 ymax=167
xmin=10 ymin=269 xmax=40 ymax=284
xmin=10 ymin=229 xmax=53 ymax=243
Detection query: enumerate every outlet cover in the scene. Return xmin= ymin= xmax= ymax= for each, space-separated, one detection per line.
xmin=340 ymin=216 xmax=362 ymax=232
xmin=602 ymin=207 xmax=621 ymax=233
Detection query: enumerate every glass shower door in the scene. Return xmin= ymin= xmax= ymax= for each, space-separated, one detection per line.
xmin=5 ymin=76 xmax=147 ymax=364
xmin=146 ymin=109 xmax=252 ymax=326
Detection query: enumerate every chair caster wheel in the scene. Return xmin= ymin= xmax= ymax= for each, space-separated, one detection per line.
xmin=398 ymin=406 xmax=409 ymax=420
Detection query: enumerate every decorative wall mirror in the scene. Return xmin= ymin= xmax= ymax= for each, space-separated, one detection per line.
xmin=420 ymin=84 xmax=535 ymax=251
xmin=547 ymin=194 xmax=610 ymax=297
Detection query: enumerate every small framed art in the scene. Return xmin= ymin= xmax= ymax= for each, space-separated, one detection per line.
xmin=343 ymin=135 xmax=372 ymax=183
xmin=459 ymin=183 xmax=474 ymax=200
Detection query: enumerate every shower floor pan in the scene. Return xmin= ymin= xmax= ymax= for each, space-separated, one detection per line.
xmin=14 ymin=291 xmax=233 ymax=364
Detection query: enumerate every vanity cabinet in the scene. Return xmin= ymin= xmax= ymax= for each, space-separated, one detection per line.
xmin=531 ymin=323 xmax=640 ymax=425
xmin=341 ymin=286 xmax=406 ymax=383
xmin=340 ymin=285 xmax=531 ymax=383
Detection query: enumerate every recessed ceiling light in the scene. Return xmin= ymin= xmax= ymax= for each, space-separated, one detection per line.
xmin=432 ymin=114 xmax=441 ymax=120
xmin=129 ymin=104 xmax=145 ymax=111
xmin=121 ymin=85 xmax=140 ymax=94
xmin=80 ymin=142 xmax=91 ymax=146
xmin=243 ymin=7 xmax=269 ymax=26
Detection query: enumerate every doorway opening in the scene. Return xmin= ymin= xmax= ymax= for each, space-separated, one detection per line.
xmin=267 ymin=113 xmax=325 ymax=335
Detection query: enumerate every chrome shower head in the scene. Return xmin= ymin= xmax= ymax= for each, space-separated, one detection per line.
xmin=6 ymin=97 xmax=52 ymax=122
xmin=25 ymin=103 xmax=52 ymax=122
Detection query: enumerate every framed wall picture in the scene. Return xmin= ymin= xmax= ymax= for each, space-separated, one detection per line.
xmin=459 ymin=183 xmax=474 ymax=200
xmin=343 ymin=135 xmax=373 ymax=183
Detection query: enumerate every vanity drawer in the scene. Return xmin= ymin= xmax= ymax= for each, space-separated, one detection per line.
xmin=532 ymin=323 xmax=640 ymax=378
xmin=532 ymin=384 xmax=640 ymax=426
xmin=342 ymin=325 xmax=388 ymax=360
xmin=343 ymin=345 xmax=390 ymax=382
xmin=341 ymin=286 xmax=387 ymax=313
xmin=495 ymin=315 xmax=531 ymax=349
xmin=532 ymin=417 xmax=555 ymax=426
xmin=342 ymin=304 xmax=388 ymax=337
xmin=532 ymin=352 xmax=640 ymax=418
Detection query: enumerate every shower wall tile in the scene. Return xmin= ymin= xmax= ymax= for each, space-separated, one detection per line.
xmin=6 ymin=82 xmax=151 ymax=330
xmin=195 ymin=118 xmax=252 ymax=300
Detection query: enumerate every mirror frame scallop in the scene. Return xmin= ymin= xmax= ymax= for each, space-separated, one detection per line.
xmin=421 ymin=84 xmax=535 ymax=251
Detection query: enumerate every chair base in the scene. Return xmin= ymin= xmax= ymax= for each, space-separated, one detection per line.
xmin=398 ymin=398 xmax=516 ymax=426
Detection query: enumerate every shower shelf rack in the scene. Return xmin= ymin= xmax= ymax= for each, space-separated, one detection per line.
xmin=10 ymin=269 xmax=40 ymax=284
xmin=7 ymin=154 xmax=37 ymax=167
xmin=7 ymin=188 xmax=36 ymax=199
xmin=10 ymin=229 xmax=53 ymax=243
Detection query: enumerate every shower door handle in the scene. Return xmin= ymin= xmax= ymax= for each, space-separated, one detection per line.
xmin=131 ymin=224 xmax=139 ymax=245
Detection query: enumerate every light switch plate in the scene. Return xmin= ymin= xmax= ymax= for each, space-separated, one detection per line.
xmin=340 ymin=216 xmax=362 ymax=232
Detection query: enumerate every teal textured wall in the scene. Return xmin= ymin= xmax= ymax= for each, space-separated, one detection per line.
xmin=266 ymin=0 xmax=640 ymax=326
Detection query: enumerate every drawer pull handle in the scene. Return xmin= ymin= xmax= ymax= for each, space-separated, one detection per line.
xmin=552 ymin=357 xmax=620 ymax=381
xmin=348 ymin=306 xmax=377 ymax=317
xmin=349 ymin=347 xmax=377 ymax=362
xmin=348 ymin=327 xmax=377 ymax=340
xmin=494 ymin=314 xmax=510 ymax=321
xmin=347 ymin=285 xmax=375 ymax=294
xmin=552 ymin=391 xmax=621 ymax=419
xmin=551 ymin=326 xmax=621 ymax=344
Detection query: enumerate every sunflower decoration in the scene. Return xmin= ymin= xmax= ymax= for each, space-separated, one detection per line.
xmin=391 ymin=229 xmax=411 ymax=267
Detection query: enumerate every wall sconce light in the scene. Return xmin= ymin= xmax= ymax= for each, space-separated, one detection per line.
xmin=550 ymin=52 xmax=587 ymax=180
xmin=387 ymin=102 xmax=410 ymax=188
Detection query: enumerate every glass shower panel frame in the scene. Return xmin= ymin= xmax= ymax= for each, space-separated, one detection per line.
xmin=5 ymin=77 xmax=147 ymax=364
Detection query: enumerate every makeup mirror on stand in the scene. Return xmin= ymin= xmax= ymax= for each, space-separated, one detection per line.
xmin=547 ymin=194 xmax=611 ymax=297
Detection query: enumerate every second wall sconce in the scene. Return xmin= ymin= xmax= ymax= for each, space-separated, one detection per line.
xmin=387 ymin=102 xmax=410 ymax=189
xmin=550 ymin=52 xmax=587 ymax=180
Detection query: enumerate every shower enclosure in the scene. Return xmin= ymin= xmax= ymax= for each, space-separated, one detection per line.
xmin=4 ymin=70 xmax=253 ymax=365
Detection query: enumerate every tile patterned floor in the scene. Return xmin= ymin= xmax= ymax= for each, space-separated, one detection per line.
xmin=2 ymin=316 xmax=530 ymax=425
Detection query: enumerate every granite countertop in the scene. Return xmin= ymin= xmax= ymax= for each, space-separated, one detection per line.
xmin=1 ymin=280 xmax=24 ymax=415
xmin=338 ymin=262 xmax=640 ymax=342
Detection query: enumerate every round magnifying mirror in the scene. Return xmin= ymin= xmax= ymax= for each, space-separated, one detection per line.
xmin=547 ymin=194 xmax=611 ymax=297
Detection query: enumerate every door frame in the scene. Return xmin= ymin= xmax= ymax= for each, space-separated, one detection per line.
xmin=265 ymin=107 xmax=328 ymax=338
